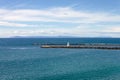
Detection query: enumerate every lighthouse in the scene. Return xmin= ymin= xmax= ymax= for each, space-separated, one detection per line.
xmin=67 ymin=42 xmax=70 ymax=47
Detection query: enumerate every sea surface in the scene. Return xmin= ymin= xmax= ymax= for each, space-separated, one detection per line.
xmin=0 ymin=38 xmax=120 ymax=80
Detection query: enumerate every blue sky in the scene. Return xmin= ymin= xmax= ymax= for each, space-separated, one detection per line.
xmin=0 ymin=0 xmax=120 ymax=37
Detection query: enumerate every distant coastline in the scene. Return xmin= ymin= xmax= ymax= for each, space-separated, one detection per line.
xmin=4 ymin=35 xmax=120 ymax=38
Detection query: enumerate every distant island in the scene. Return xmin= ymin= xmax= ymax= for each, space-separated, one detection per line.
xmin=11 ymin=36 xmax=81 ymax=38
xmin=10 ymin=36 xmax=114 ymax=38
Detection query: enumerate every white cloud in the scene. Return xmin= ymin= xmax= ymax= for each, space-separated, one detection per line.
xmin=105 ymin=26 xmax=120 ymax=32
xmin=0 ymin=21 xmax=33 ymax=27
xmin=0 ymin=7 xmax=120 ymax=24
xmin=0 ymin=25 xmax=120 ymax=38
xmin=0 ymin=7 xmax=120 ymax=37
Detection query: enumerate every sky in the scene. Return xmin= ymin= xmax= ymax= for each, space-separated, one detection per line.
xmin=0 ymin=0 xmax=120 ymax=38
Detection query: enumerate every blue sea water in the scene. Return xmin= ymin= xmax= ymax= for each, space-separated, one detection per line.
xmin=0 ymin=38 xmax=120 ymax=80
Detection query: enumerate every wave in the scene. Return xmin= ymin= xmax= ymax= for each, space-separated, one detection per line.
xmin=10 ymin=47 xmax=31 ymax=50
xmin=0 ymin=46 xmax=38 ymax=50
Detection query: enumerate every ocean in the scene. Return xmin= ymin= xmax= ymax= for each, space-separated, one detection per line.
xmin=0 ymin=38 xmax=120 ymax=80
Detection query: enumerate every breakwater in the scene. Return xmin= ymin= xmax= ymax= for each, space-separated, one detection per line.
xmin=40 ymin=43 xmax=120 ymax=50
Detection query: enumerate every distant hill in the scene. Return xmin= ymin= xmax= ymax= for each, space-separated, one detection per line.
xmin=11 ymin=36 xmax=79 ymax=38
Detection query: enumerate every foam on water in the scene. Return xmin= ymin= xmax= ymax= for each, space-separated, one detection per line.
xmin=0 ymin=46 xmax=38 ymax=50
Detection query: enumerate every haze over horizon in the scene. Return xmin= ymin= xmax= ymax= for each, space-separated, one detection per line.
xmin=0 ymin=0 xmax=120 ymax=38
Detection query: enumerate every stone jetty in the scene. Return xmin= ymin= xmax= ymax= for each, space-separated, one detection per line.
xmin=40 ymin=43 xmax=120 ymax=50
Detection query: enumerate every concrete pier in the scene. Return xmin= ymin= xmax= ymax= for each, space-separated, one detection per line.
xmin=41 ymin=43 xmax=120 ymax=50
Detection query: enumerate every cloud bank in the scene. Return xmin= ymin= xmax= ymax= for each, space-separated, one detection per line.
xmin=0 ymin=7 xmax=120 ymax=24
xmin=0 ymin=7 xmax=120 ymax=37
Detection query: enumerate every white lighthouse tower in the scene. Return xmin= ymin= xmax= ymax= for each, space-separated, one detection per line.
xmin=67 ymin=42 xmax=70 ymax=47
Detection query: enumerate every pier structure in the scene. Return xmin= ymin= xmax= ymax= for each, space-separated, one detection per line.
xmin=40 ymin=43 xmax=120 ymax=50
